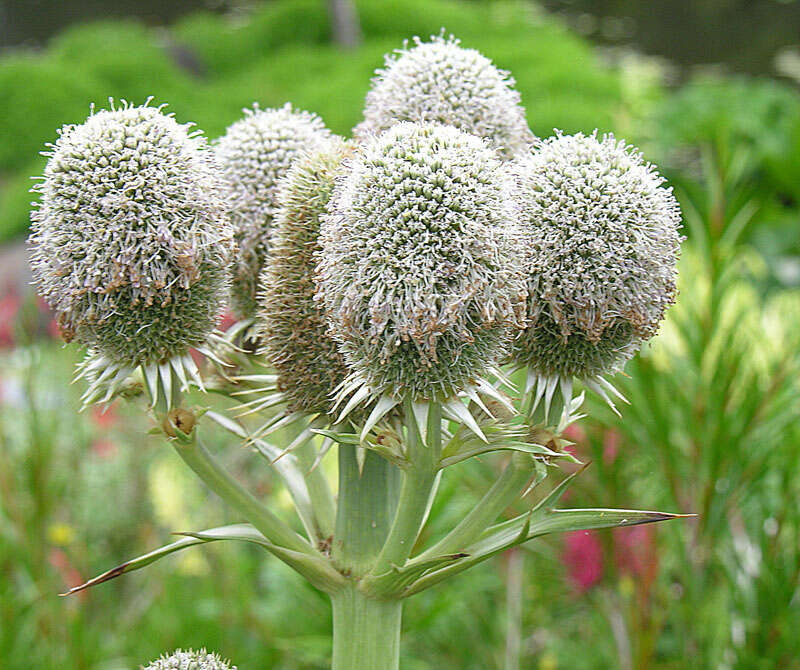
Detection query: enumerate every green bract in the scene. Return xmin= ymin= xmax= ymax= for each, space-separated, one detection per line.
xmin=356 ymin=34 xmax=533 ymax=159
xmin=510 ymin=131 xmax=682 ymax=395
xmin=216 ymin=103 xmax=333 ymax=318
xmin=257 ymin=137 xmax=353 ymax=414
xmin=29 ymin=101 xmax=234 ymax=369
xmin=317 ymin=122 xmax=527 ymax=401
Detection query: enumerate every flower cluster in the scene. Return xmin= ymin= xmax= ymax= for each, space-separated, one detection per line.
xmin=215 ymin=103 xmax=333 ymax=317
xmin=142 ymin=648 xmax=236 ymax=670
xmin=257 ymin=137 xmax=354 ymax=414
xmin=510 ymin=131 xmax=682 ymax=384
xmin=317 ymin=122 xmax=527 ymax=401
xmin=29 ymin=101 xmax=233 ymax=369
xmin=356 ymin=34 xmax=533 ymax=159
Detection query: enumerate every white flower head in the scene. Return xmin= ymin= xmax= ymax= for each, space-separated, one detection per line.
xmin=317 ymin=122 xmax=527 ymax=402
xmin=216 ymin=103 xmax=333 ymax=317
xmin=142 ymin=648 xmax=236 ymax=670
xmin=29 ymin=100 xmax=234 ymax=380
xmin=510 ymin=131 xmax=682 ymax=411
xmin=355 ymin=34 xmax=534 ymax=159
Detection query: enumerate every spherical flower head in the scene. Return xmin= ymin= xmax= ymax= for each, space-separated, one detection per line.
xmin=29 ymin=101 xmax=234 ymax=370
xmin=142 ymin=648 xmax=236 ymax=670
xmin=510 ymin=131 xmax=682 ymax=383
xmin=258 ymin=137 xmax=353 ymax=414
xmin=317 ymin=122 xmax=527 ymax=401
xmin=216 ymin=103 xmax=333 ymax=318
xmin=355 ymin=34 xmax=533 ymax=159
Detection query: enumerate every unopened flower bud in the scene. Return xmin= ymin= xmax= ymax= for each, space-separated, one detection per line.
xmin=216 ymin=103 xmax=333 ymax=318
xmin=356 ymin=34 xmax=533 ymax=158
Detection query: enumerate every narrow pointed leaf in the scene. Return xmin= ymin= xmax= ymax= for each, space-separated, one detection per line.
xmin=360 ymin=395 xmax=400 ymax=442
xmin=60 ymin=524 xmax=257 ymax=596
xmin=443 ymin=398 xmax=487 ymax=443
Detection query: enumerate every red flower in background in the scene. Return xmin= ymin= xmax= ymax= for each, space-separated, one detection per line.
xmin=90 ymin=402 xmax=119 ymax=429
xmin=562 ymin=530 xmax=604 ymax=592
xmin=0 ymin=289 xmax=21 ymax=348
xmin=603 ymin=428 xmax=621 ymax=465
xmin=614 ymin=524 xmax=659 ymax=584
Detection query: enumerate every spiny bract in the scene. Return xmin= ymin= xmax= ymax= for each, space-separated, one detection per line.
xmin=142 ymin=648 xmax=236 ymax=670
xmin=29 ymin=100 xmax=234 ymax=368
xmin=355 ymin=34 xmax=533 ymax=159
xmin=510 ymin=131 xmax=682 ymax=385
xmin=317 ymin=122 xmax=527 ymax=401
xmin=216 ymin=103 xmax=333 ymax=318
xmin=258 ymin=137 xmax=353 ymax=414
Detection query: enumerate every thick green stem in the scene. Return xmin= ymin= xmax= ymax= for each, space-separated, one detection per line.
xmin=173 ymin=434 xmax=313 ymax=556
xmin=331 ymin=445 xmax=403 ymax=669
xmin=369 ymin=400 xmax=440 ymax=577
xmin=417 ymin=452 xmax=535 ymax=560
xmin=332 ymin=445 xmax=400 ymax=576
xmin=331 ymin=586 xmax=403 ymax=670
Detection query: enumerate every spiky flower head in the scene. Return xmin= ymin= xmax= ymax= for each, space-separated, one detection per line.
xmin=355 ymin=34 xmax=533 ymax=159
xmin=510 ymin=131 xmax=682 ymax=412
xmin=142 ymin=648 xmax=236 ymax=670
xmin=216 ymin=103 xmax=333 ymax=318
xmin=29 ymin=100 xmax=234 ymax=405
xmin=257 ymin=136 xmax=353 ymax=414
xmin=317 ymin=122 xmax=527 ymax=403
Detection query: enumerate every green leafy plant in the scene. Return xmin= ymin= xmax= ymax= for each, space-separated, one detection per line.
xmin=26 ymin=32 xmax=690 ymax=670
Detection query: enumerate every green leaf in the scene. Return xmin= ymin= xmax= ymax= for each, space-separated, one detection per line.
xmin=311 ymin=428 xmax=407 ymax=467
xmin=439 ymin=419 xmax=575 ymax=468
xmin=62 ymin=523 xmax=347 ymax=596
xmin=60 ymin=523 xmax=258 ymax=596
xmin=361 ymin=552 xmax=468 ymax=598
xmin=177 ymin=526 xmax=346 ymax=592
xmin=402 ymin=468 xmax=692 ymax=596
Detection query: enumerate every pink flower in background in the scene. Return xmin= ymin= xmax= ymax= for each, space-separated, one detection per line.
xmin=614 ymin=524 xmax=658 ymax=582
xmin=48 ymin=548 xmax=85 ymax=601
xmin=0 ymin=289 xmax=21 ymax=348
xmin=563 ymin=530 xmax=604 ymax=592
xmin=603 ymin=429 xmax=621 ymax=465
xmin=90 ymin=402 xmax=119 ymax=429
xmin=563 ymin=422 xmax=586 ymax=444
xmin=90 ymin=439 xmax=117 ymax=459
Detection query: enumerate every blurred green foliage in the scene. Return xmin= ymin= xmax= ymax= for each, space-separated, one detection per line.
xmin=0 ymin=0 xmax=626 ymax=242
xmin=2 ymin=1 xmax=800 ymax=668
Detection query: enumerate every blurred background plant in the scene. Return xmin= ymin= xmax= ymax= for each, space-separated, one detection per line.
xmin=1 ymin=0 xmax=799 ymax=668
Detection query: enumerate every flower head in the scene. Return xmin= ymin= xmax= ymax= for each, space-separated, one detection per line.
xmin=258 ymin=137 xmax=353 ymax=414
xmin=142 ymin=648 xmax=236 ymax=670
xmin=355 ymin=34 xmax=533 ymax=159
xmin=317 ymin=122 xmax=527 ymax=402
xmin=29 ymin=100 xmax=233 ymax=386
xmin=510 ymin=131 xmax=681 ymax=411
xmin=216 ymin=103 xmax=333 ymax=318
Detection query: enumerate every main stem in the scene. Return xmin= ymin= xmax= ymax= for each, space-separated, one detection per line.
xmin=331 ymin=445 xmax=402 ymax=670
xmin=331 ymin=586 xmax=402 ymax=670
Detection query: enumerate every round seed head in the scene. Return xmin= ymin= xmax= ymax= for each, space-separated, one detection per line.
xmin=29 ymin=101 xmax=234 ymax=368
xmin=318 ymin=122 xmax=527 ymax=401
xmin=216 ymin=103 xmax=333 ymax=318
xmin=258 ymin=137 xmax=353 ymax=414
xmin=510 ymin=131 xmax=682 ymax=381
xmin=356 ymin=34 xmax=533 ymax=159
xmin=142 ymin=648 xmax=236 ymax=670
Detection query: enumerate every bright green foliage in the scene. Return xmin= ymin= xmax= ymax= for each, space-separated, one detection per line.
xmin=0 ymin=0 xmax=630 ymax=242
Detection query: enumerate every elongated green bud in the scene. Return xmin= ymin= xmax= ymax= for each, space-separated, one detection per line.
xmin=257 ymin=137 xmax=353 ymax=414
